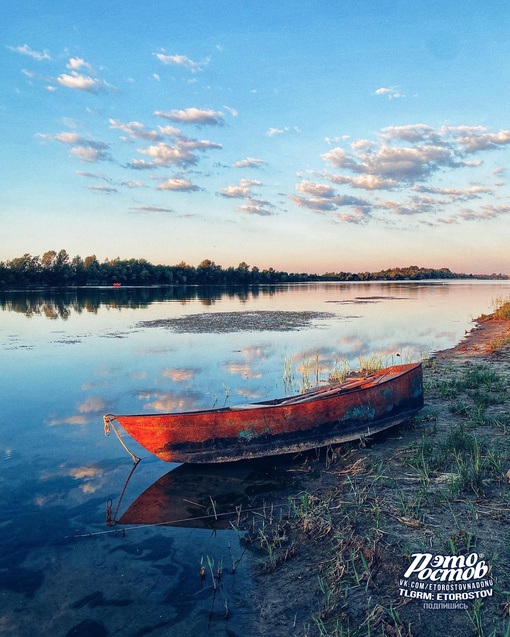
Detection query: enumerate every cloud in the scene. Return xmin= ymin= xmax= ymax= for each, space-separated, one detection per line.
xmin=326 ymin=173 xmax=398 ymax=190
xmin=291 ymin=180 xmax=372 ymax=213
xmin=57 ymin=71 xmax=115 ymax=93
xmin=219 ymin=179 xmax=262 ymax=198
xmin=154 ymin=53 xmax=209 ymax=73
xmin=446 ymin=205 xmax=510 ymax=223
xmin=71 ymin=147 xmax=111 ymax=162
xmin=374 ymin=86 xmax=404 ymax=99
xmin=155 ymin=107 xmax=224 ymax=126
xmin=223 ymin=106 xmax=239 ymax=117
xmin=236 ymin=197 xmax=275 ymax=216
xmin=233 ymin=157 xmax=266 ymax=169
xmin=412 ymin=184 xmax=495 ymax=200
xmin=157 ymin=177 xmax=200 ymax=192
xmin=39 ymin=132 xmax=111 ymax=163
xmin=290 ymin=124 xmax=510 ymax=227
xmin=137 ymin=136 xmax=222 ymax=167
xmin=7 ymin=44 xmax=51 ymax=61
xmin=67 ymin=57 xmax=94 ymax=72
xmin=335 ymin=208 xmax=371 ymax=224
xmin=87 ymin=185 xmax=118 ymax=194
xmin=266 ymin=126 xmax=301 ymax=137
xmin=125 ymin=159 xmax=160 ymax=170
xmin=376 ymin=196 xmax=439 ymax=217
xmin=121 ymin=180 xmax=146 ymax=188
xmin=76 ymin=170 xmax=102 ymax=179
xmin=130 ymin=205 xmax=175 ymax=213
xmin=110 ymin=118 xmax=162 ymax=141
xmin=295 ymin=180 xmax=337 ymax=198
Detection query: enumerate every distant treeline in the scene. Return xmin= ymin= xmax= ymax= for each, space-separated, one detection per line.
xmin=0 ymin=250 xmax=507 ymax=288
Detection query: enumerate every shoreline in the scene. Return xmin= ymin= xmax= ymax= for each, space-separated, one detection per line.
xmin=243 ymin=311 xmax=510 ymax=637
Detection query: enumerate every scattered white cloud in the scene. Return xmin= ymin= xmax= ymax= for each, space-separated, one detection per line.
xmin=295 ymin=180 xmax=337 ymax=198
xmin=266 ymin=126 xmax=300 ymax=137
xmin=71 ymin=146 xmax=110 ymax=162
xmin=87 ymin=185 xmax=118 ymax=193
xmin=121 ymin=180 xmax=146 ymax=188
xmin=374 ymin=86 xmax=405 ymax=99
xmin=130 ymin=205 xmax=175 ymax=213
xmin=57 ymin=71 xmax=115 ymax=93
xmin=38 ymin=132 xmax=111 ymax=163
xmin=219 ymin=179 xmax=262 ymax=198
xmin=236 ymin=197 xmax=275 ymax=216
xmin=67 ymin=57 xmax=94 ymax=72
xmin=233 ymin=157 xmax=266 ymax=169
xmin=155 ymin=107 xmax=224 ymax=126
xmin=109 ymin=118 xmax=162 ymax=141
xmin=157 ymin=177 xmax=200 ymax=192
xmin=7 ymin=44 xmax=51 ymax=61
xmin=154 ymin=53 xmax=209 ymax=73
xmin=223 ymin=106 xmax=239 ymax=117
xmin=137 ymin=136 xmax=222 ymax=167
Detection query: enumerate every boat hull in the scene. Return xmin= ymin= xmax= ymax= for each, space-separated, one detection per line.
xmin=106 ymin=363 xmax=423 ymax=463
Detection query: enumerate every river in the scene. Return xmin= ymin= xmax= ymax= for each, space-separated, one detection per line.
xmin=1 ymin=280 xmax=509 ymax=636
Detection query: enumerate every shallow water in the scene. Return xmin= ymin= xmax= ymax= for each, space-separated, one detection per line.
xmin=1 ymin=281 xmax=510 ymax=635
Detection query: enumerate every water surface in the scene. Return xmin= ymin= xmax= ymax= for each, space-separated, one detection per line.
xmin=1 ymin=281 xmax=509 ymax=635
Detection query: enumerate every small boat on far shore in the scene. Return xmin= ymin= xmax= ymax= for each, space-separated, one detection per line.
xmin=104 ymin=362 xmax=423 ymax=464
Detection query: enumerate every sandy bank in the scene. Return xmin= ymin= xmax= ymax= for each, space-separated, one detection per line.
xmin=245 ymin=311 xmax=510 ymax=637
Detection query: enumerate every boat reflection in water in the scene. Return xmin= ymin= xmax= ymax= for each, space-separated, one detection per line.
xmin=111 ymin=457 xmax=301 ymax=530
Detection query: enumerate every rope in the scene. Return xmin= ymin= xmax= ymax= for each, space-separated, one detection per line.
xmin=66 ymin=501 xmax=293 ymax=540
xmin=103 ymin=414 xmax=141 ymax=464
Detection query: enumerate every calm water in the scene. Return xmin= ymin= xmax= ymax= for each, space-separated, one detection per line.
xmin=1 ymin=281 xmax=510 ymax=636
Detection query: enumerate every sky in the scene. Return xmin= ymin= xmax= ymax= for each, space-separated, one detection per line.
xmin=2 ymin=0 xmax=510 ymax=274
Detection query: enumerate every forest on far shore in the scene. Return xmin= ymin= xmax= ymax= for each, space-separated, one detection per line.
xmin=1 ymin=249 xmax=508 ymax=288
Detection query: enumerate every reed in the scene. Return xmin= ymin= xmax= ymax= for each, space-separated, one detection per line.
xmin=493 ymin=295 xmax=510 ymax=319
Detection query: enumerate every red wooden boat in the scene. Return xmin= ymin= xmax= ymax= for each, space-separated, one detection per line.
xmin=104 ymin=362 xmax=423 ymax=464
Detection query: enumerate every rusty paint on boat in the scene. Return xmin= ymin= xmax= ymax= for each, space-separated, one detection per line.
xmin=104 ymin=362 xmax=423 ymax=463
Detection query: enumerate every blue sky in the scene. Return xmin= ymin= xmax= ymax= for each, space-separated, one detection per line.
xmin=3 ymin=0 xmax=510 ymax=273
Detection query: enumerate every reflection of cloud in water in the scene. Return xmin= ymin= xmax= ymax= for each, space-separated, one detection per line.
xmin=162 ymin=367 xmax=198 ymax=382
xmin=47 ymin=415 xmax=89 ymax=426
xmin=137 ymin=346 xmax=174 ymax=356
xmin=224 ymin=361 xmax=263 ymax=378
xmin=69 ymin=465 xmax=106 ymax=494
xmin=78 ymin=396 xmax=107 ymax=413
xmin=129 ymin=370 xmax=148 ymax=380
xmin=240 ymin=344 xmax=273 ymax=361
xmin=336 ymin=336 xmax=365 ymax=355
xmin=138 ymin=390 xmax=202 ymax=412
xmin=48 ymin=395 xmax=107 ymax=426
xmin=35 ymin=464 xmax=107 ymax=501
xmin=236 ymin=387 xmax=265 ymax=399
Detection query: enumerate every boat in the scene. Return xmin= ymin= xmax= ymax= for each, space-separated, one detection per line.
xmin=103 ymin=362 xmax=423 ymax=464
